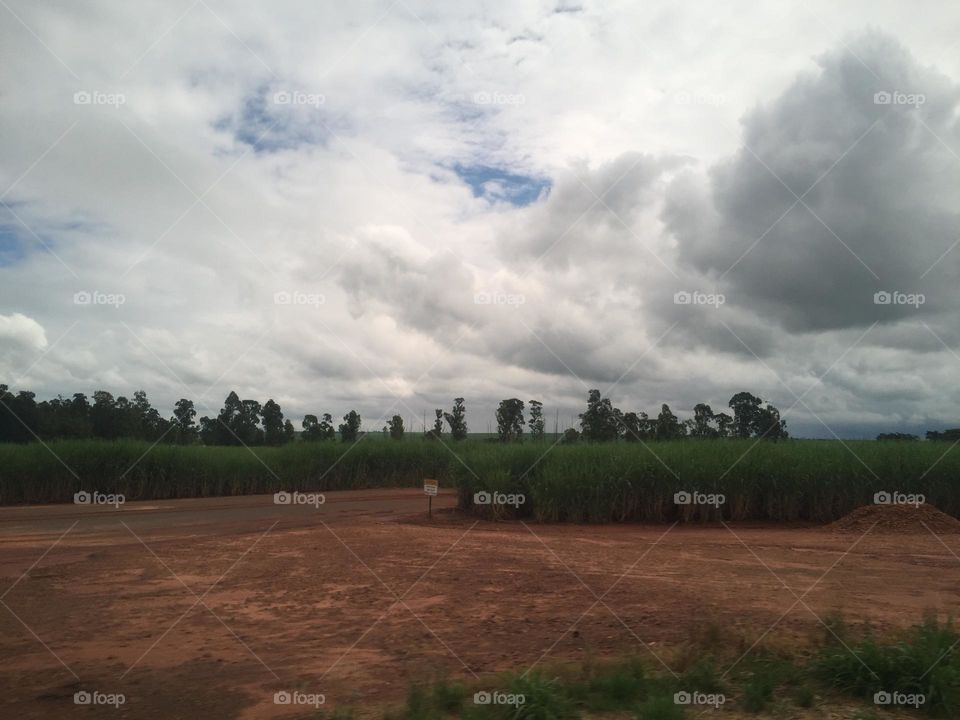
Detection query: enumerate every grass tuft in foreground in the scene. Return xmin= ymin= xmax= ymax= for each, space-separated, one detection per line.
xmin=815 ymin=613 xmax=960 ymax=716
xmin=371 ymin=615 xmax=960 ymax=718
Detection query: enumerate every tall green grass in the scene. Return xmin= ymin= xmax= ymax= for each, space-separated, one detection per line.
xmin=815 ymin=614 xmax=960 ymax=716
xmin=0 ymin=438 xmax=455 ymax=504
xmin=454 ymin=440 xmax=960 ymax=523
xmin=344 ymin=615 xmax=960 ymax=718
xmin=3 ymin=438 xmax=960 ymax=521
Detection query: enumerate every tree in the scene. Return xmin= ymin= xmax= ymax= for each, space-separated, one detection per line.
xmin=114 ymin=396 xmax=138 ymax=438
xmin=198 ymin=415 xmax=216 ymax=445
xmin=91 ymin=390 xmax=118 ymax=439
xmin=425 ymin=409 xmax=444 ymax=440
xmin=754 ymin=404 xmax=788 ymax=440
xmin=579 ymin=390 xmax=620 ymax=442
xmin=729 ymin=392 xmax=763 ymax=439
xmin=319 ymin=413 xmax=336 ymax=440
xmin=172 ymin=398 xmax=197 ymax=443
xmin=728 ymin=392 xmax=787 ymax=440
xmin=388 ymin=414 xmax=404 ymax=440
xmin=36 ymin=394 xmax=91 ymax=438
xmin=0 ymin=388 xmax=39 ymax=442
xmin=496 ymin=398 xmax=525 ymax=442
xmin=528 ymin=400 xmax=545 ymax=441
xmin=927 ymin=428 xmax=960 ymax=442
xmin=655 ymin=403 xmax=684 ymax=439
xmin=561 ymin=428 xmax=580 ymax=444
xmin=283 ymin=419 xmax=296 ymax=443
xmin=70 ymin=392 xmax=91 ymax=419
xmin=621 ymin=411 xmax=644 ymax=442
xmin=691 ymin=403 xmax=716 ymax=438
xmin=133 ymin=390 xmax=155 ymax=439
xmin=131 ymin=390 xmax=172 ymax=441
xmin=714 ymin=412 xmax=733 ymax=438
xmin=877 ymin=432 xmax=918 ymax=441
xmin=208 ymin=391 xmax=261 ymax=445
xmin=261 ymin=399 xmax=286 ymax=445
xmin=0 ymin=385 xmax=12 ymax=442
xmin=444 ymin=398 xmax=468 ymax=440
xmin=339 ymin=410 xmax=361 ymax=442
xmin=241 ymin=399 xmax=264 ymax=445
xmin=211 ymin=391 xmax=244 ymax=445
xmin=302 ymin=414 xmax=322 ymax=441
xmin=14 ymin=391 xmax=39 ymax=440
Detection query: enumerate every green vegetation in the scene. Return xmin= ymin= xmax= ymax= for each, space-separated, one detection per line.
xmin=362 ymin=616 xmax=960 ymax=718
xmin=4 ymin=436 xmax=960 ymax=513
xmin=570 ymin=658 xmax=648 ymax=711
xmin=456 ymin=439 xmax=960 ymax=522
xmin=0 ymin=437 xmax=454 ymax=504
xmin=385 ymin=667 xmax=672 ymax=720
xmin=815 ymin=614 xmax=960 ymax=715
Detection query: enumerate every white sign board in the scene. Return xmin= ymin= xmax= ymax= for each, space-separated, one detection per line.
xmin=423 ymin=478 xmax=438 ymax=496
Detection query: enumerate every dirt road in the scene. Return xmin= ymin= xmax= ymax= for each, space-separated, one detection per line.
xmin=1 ymin=489 xmax=957 ymax=718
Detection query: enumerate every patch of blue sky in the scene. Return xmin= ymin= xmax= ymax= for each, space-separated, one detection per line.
xmin=0 ymin=225 xmax=27 ymax=265
xmin=454 ymin=164 xmax=551 ymax=206
xmin=215 ymin=86 xmax=330 ymax=153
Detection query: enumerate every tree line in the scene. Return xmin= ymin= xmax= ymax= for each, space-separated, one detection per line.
xmin=877 ymin=430 xmax=960 ymax=442
xmin=0 ymin=385 xmax=343 ymax=446
xmin=478 ymin=390 xmax=787 ymax=443
xmin=1 ymin=384 xmax=793 ymax=445
xmin=5 ymin=382 xmax=957 ymax=445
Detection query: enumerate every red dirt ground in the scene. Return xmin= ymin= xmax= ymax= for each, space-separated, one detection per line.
xmin=1 ymin=490 xmax=959 ymax=718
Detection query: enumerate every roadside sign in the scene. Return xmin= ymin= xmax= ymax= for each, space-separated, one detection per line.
xmin=423 ymin=479 xmax=438 ymax=496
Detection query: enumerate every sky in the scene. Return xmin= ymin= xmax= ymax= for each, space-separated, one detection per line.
xmin=1 ymin=0 xmax=959 ymax=439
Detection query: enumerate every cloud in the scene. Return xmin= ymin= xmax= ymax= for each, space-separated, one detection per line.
xmin=0 ymin=313 xmax=47 ymax=351
xmin=0 ymin=313 xmax=48 ymax=379
xmin=501 ymin=152 xmax=688 ymax=268
xmin=2 ymin=1 xmax=960 ymax=439
xmin=665 ymin=31 xmax=960 ymax=333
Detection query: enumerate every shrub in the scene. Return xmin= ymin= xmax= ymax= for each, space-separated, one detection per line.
xmin=815 ymin=615 xmax=960 ymax=716
xmin=635 ymin=693 xmax=685 ymax=719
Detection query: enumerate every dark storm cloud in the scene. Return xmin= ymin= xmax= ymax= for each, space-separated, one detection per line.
xmin=665 ymin=31 xmax=960 ymax=334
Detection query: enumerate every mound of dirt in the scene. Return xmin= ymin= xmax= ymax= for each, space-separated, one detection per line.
xmin=828 ymin=503 xmax=960 ymax=534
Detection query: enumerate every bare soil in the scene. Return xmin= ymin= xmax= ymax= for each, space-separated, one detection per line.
xmin=1 ymin=490 xmax=958 ymax=719
xmin=827 ymin=501 xmax=960 ymax=534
